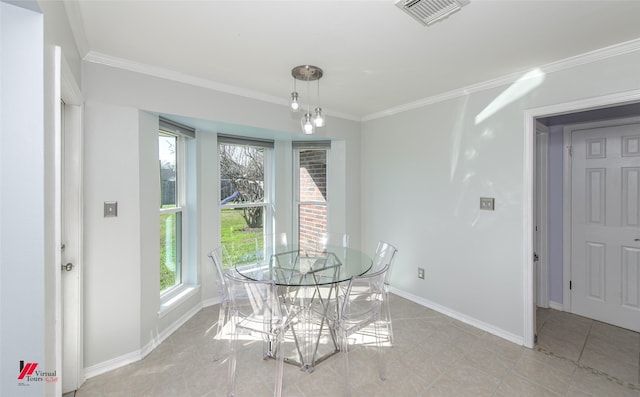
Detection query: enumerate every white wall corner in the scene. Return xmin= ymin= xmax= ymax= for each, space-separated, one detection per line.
xmin=84 ymin=301 xmax=203 ymax=380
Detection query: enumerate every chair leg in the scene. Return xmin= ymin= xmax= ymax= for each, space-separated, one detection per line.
xmin=383 ymin=295 xmax=394 ymax=346
xmin=227 ymin=313 xmax=238 ymax=397
xmin=214 ymin=302 xmax=229 ymax=361
xmin=273 ymin=332 xmax=285 ymax=397
xmin=374 ymin=315 xmax=386 ymax=381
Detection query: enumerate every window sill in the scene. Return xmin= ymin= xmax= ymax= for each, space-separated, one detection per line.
xmin=158 ymin=284 xmax=200 ymax=318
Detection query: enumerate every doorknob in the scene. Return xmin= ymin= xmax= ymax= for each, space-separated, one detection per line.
xmin=61 ymin=263 xmax=74 ymax=272
xmin=635 ymin=239 xmax=640 ymax=242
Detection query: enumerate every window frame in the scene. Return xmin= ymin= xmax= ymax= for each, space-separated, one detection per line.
xmin=159 ymin=131 xmax=187 ymax=296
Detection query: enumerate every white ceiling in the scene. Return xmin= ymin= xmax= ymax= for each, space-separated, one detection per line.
xmin=65 ymin=0 xmax=640 ymax=120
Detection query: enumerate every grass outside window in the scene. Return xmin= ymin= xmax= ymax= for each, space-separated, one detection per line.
xmin=220 ymin=208 xmax=264 ymax=267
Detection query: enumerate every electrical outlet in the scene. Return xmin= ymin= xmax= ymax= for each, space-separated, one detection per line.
xmin=418 ymin=267 xmax=425 ymax=279
xmin=480 ymin=197 xmax=495 ymax=211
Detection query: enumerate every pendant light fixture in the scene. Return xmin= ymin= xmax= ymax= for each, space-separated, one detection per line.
xmin=289 ymin=65 xmax=324 ymax=134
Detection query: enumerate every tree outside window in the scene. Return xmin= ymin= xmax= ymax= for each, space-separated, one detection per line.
xmin=219 ymin=142 xmax=270 ymax=266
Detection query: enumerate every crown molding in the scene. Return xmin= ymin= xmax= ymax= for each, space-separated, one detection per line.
xmin=84 ymin=51 xmax=287 ymax=105
xmin=362 ymin=37 xmax=640 ymax=122
xmin=83 ymin=51 xmax=360 ymax=122
xmin=84 ymin=36 xmax=640 ymax=124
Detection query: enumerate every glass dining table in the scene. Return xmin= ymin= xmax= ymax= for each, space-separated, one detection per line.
xmin=234 ymin=244 xmax=373 ymax=372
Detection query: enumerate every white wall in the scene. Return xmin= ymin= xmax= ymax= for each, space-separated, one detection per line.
xmin=83 ymin=103 xmax=142 ymax=367
xmin=360 ymin=49 xmax=640 ymax=341
xmin=0 ymin=3 xmax=45 ymax=395
xmin=81 ymin=61 xmax=362 ymax=370
xmin=198 ymin=131 xmax=219 ymax=305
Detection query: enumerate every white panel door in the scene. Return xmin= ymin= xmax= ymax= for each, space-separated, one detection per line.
xmin=571 ymin=118 xmax=640 ymax=332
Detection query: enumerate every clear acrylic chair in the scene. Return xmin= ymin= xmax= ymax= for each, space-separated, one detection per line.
xmin=262 ymin=232 xmax=289 ymax=256
xmin=370 ymin=241 xmax=398 ymax=346
xmin=317 ymin=232 xmax=350 ymax=251
xmin=309 ymin=232 xmax=350 ymax=273
xmin=224 ymin=272 xmax=287 ymax=397
xmin=242 ymin=232 xmax=288 ymax=265
xmin=335 ymin=261 xmax=391 ymax=396
xmin=207 ymin=246 xmax=234 ymax=360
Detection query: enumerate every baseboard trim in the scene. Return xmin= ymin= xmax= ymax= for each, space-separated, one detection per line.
xmin=84 ymin=301 xmax=207 ymax=380
xmin=141 ymin=303 xmax=204 ymax=358
xmin=83 ymin=350 xmax=142 ymax=380
xmin=389 ymin=287 xmax=524 ymax=346
xmin=202 ymin=296 xmax=222 ymax=308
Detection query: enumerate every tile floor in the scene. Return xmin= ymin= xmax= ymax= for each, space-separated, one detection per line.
xmin=72 ymin=296 xmax=640 ymax=396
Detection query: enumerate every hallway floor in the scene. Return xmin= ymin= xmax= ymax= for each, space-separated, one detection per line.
xmin=536 ymin=307 xmax=640 ymax=391
xmin=71 ymin=298 xmax=640 ymax=396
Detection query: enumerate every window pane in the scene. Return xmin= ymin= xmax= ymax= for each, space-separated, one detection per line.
xmin=160 ymin=211 xmax=182 ymax=291
xmin=220 ymin=207 xmax=264 ymax=266
xmin=219 ymin=144 xmax=264 ymax=205
xmin=298 ymin=149 xmax=327 ymax=251
xmin=219 ymin=141 xmax=270 ymax=266
xmin=299 ymin=204 xmax=327 ymax=253
xmin=160 ymin=134 xmax=178 ymax=208
xmin=298 ymin=149 xmax=326 ymax=202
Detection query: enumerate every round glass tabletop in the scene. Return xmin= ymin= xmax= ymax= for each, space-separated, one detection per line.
xmin=234 ymin=245 xmax=372 ymax=286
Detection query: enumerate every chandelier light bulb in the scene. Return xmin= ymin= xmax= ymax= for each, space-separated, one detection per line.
xmin=313 ymin=107 xmax=325 ymax=128
xmin=302 ymin=113 xmax=315 ymax=134
xmin=290 ymin=92 xmax=300 ymax=112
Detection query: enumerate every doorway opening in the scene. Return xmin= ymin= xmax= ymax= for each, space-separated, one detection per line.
xmin=523 ymin=90 xmax=640 ymax=349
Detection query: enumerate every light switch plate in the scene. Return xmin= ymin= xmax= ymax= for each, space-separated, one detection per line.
xmin=480 ymin=197 xmax=495 ymax=211
xmin=104 ymin=201 xmax=118 ymax=217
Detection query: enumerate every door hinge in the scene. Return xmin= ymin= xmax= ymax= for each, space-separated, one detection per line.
xmin=569 ymin=280 xmax=572 ymax=290
xmin=568 ymin=145 xmax=573 ymax=157
xmin=533 ymin=252 xmax=539 ymax=262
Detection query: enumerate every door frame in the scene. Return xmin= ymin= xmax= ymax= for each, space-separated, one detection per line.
xmin=523 ymin=89 xmax=640 ymax=348
xmin=536 ymin=122 xmax=550 ymax=309
xmin=55 ymin=46 xmax=85 ymax=393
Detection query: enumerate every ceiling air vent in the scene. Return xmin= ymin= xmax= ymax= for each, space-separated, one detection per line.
xmin=395 ymin=0 xmax=469 ymax=26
